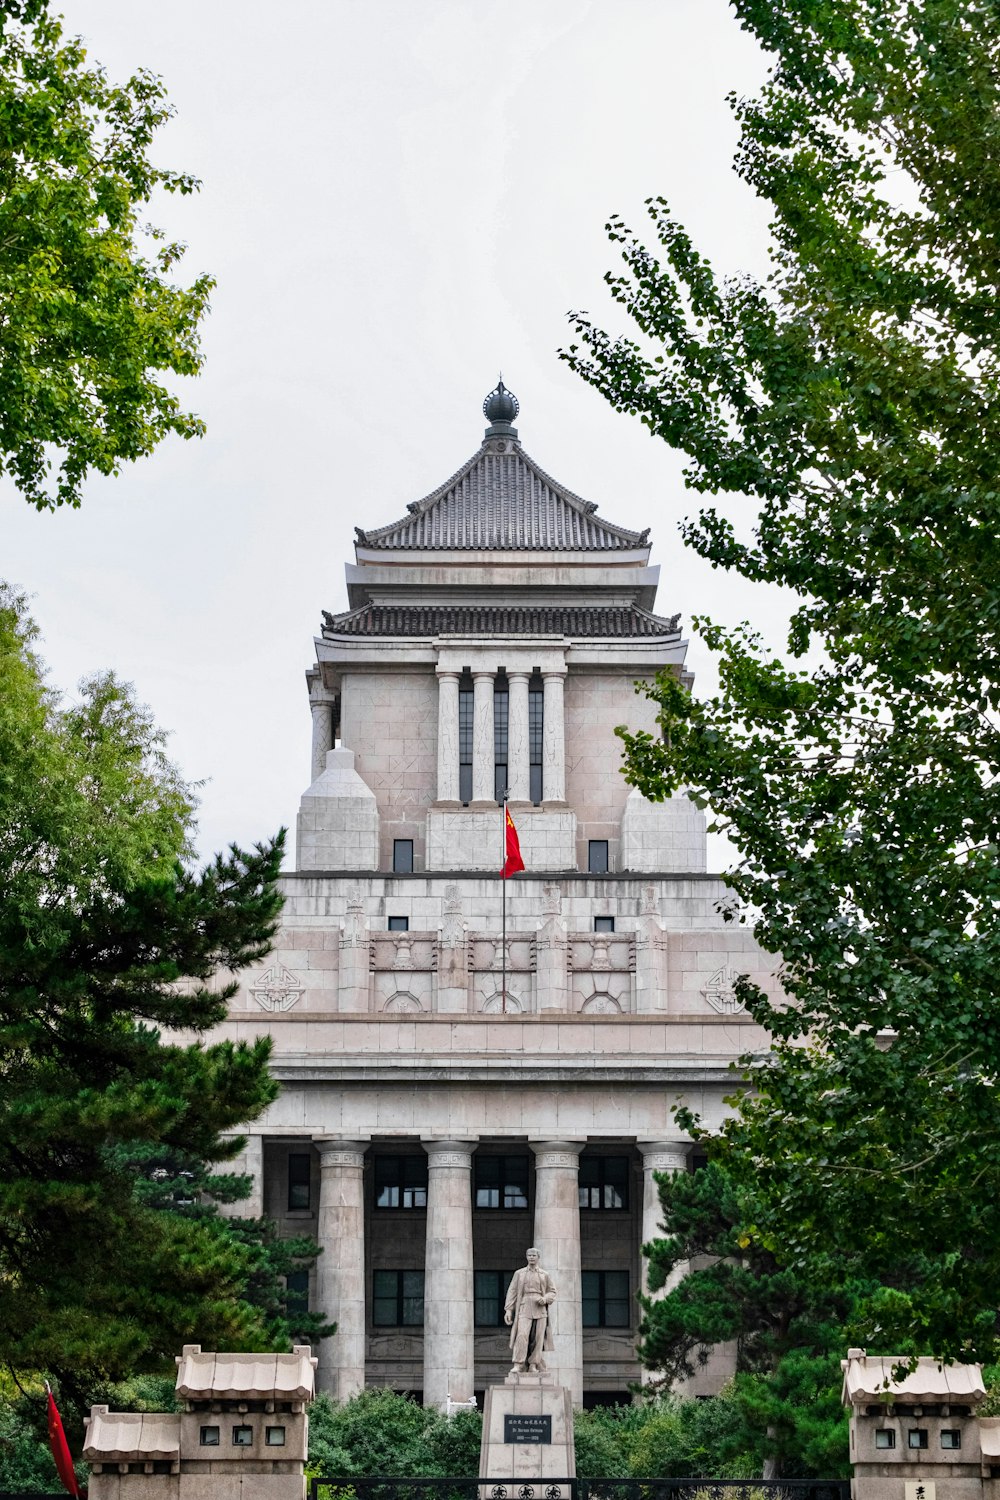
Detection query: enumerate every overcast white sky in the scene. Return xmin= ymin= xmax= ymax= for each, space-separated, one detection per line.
xmin=2 ymin=0 xmax=786 ymax=867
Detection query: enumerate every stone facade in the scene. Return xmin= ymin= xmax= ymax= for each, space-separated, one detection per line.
xmin=205 ymin=384 xmax=782 ymax=1408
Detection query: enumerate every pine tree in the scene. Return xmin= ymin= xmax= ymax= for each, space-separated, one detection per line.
xmin=0 ymin=584 xmax=288 ymax=1393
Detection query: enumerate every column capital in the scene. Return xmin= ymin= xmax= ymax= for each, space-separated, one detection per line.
xmin=531 ymin=1140 xmax=585 ymax=1169
xmin=506 ymin=668 xmax=530 ymax=683
xmin=472 ymin=668 xmax=495 ymax=682
xmin=316 ymin=1139 xmax=368 ymax=1169
xmin=436 ymin=667 xmax=461 ymax=682
xmin=422 ymin=1138 xmax=476 ymax=1169
xmin=541 ymin=665 xmax=567 ymax=679
xmin=639 ymin=1140 xmax=690 ymax=1173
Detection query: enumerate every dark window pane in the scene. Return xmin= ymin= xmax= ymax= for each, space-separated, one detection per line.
xmin=459 ymin=680 xmax=474 ymax=804
xmin=388 ymin=916 xmax=409 ymax=932
xmin=594 ymin=916 xmax=615 ymax=932
xmin=579 ymin=1156 xmax=629 ymax=1210
xmin=588 ymin=841 xmax=609 ymax=874
xmin=200 ymin=1427 xmax=220 ymax=1447
xmin=393 ymin=840 xmax=413 ymax=874
xmin=582 ymin=1270 xmax=600 ymax=1328
xmin=232 ymin=1426 xmax=253 ymax=1447
xmin=494 ymin=679 xmax=508 ymax=803
xmin=475 ymin=1270 xmax=514 ymax=1326
xmin=375 ymin=1155 xmax=427 ymax=1209
xmin=529 ymin=681 xmax=544 ymax=803
xmin=941 ymin=1431 xmax=961 ymax=1450
xmin=285 ymin=1269 xmax=309 ymax=1318
xmin=287 ymin=1152 xmax=311 ymax=1211
xmin=475 ymin=1154 xmax=529 ymax=1210
xmin=582 ymin=1269 xmax=630 ymax=1327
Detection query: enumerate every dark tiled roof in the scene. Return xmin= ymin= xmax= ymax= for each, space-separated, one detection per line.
xmin=322 ymin=604 xmax=681 ymax=639
xmin=354 ymin=444 xmax=650 ymax=552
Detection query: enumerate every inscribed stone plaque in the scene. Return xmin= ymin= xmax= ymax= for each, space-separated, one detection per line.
xmin=504 ymin=1415 xmax=552 ymax=1445
xmin=905 ymin=1485 xmax=936 ymax=1500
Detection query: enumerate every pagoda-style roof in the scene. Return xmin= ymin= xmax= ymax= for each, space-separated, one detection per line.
xmin=84 ymin=1408 xmax=180 ymax=1463
xmin=322 ymin=602 xmax=680 ymax=639
xmin=174 ymin=1344 xmax=316 ymax=1402
xmin=354 ymin=439 xmax=649 ymax=554
xmin=841 ymin=1352 xmax=986 ymax=1406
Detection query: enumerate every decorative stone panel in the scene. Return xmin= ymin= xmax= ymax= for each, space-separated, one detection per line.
xmin=249 ymin=964 xmax=304 ymax=1013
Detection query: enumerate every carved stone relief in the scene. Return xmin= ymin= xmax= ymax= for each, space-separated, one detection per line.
xmin=702 ymin=964 xmax=748 ymax=1015
xmin=248 ymin=963 xmax=304 ymax=1013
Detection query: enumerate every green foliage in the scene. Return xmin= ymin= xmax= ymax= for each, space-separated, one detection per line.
xmin=108 ymin=1141 xmax=334 ymax=1348
xmin=307 ymin=1389 xmax=482 ymax=1479
xmin=0 ymin=583 xmax=287 ymax=1395
xmin=0 ymin=4 xmax=212 ymax=508
xmin=563 ymin=0 xmax=1000 ymax=1362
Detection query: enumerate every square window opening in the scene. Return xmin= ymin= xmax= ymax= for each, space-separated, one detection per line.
xmin=265 ymin=1427 xmax=286 ymax=1447
xmin=579 ymin=1155 xmax=630 ymax=1210
xmin=200 ymin=1427 xmax=220 ymax=1447
xmin=232 ymin=1425 xmax=254 ymax=1447
xmin=388 ymin=916 xmax=409 ymax=932
xmin=941 ymin=1430 xmax=961 ymax=1449
xmin=474 ymin=1154 xmax=529 ymax=1210
xmin=875 ymin=1431 xmax=896 ymax=1450
xmin=908 ymin=1429 xmax=929 ymax=1450
xmin=594 ymin=916 xmax=615 ymax=933
xmin=375 ymin=1154 xmax=428 ymax=1209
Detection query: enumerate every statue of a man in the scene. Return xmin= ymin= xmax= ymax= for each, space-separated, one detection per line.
xmin=504 ymin=1247 xmax=556 ymax=1373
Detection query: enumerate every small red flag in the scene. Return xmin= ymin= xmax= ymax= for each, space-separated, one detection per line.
xmin=501 ymin=806 xmax=525 ymax=878
xmin=46 ymin=1386 xmax=79 ymax=1498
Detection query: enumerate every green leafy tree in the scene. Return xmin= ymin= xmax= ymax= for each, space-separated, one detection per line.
xmin=640 ymin=1162 xmax=850 ymax=1477
xmin=0 ymin=3 xmax=212 ymax=509
xmin=563 ymin=0 xmax=1000 ymax=1361
xmin=0 ymin=584 xmax=286 ymax=1396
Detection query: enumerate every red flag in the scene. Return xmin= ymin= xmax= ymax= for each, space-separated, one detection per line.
xmin=501 ymin=806 xmax=525 ymax=878
xmin=46 ymin=1386 xmax=79 ymax=1498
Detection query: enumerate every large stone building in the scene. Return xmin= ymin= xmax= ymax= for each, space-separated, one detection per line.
xmin=218 ymin=381 xmax=778 ymax=1409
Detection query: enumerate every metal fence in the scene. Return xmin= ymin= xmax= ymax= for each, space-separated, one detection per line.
xmin=309 ymin=1476 xmax=851 ymax=1500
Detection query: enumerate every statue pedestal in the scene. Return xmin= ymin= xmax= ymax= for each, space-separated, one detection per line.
xmin=479 ymin=1373 xmax=575 ymax=1500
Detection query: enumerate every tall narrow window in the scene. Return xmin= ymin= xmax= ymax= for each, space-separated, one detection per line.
xmin=287 ymin=1151 xmax=311 ymax=1211
xmin=393 ymin=839 xmax=413 ymax=873
xmin=475 ymin=1270 xmax=515 ymax=1326
xmin=459 ymin=676 xmax=474 ymax=805
xmin=494 ymin=673 xmax=509 ymax=803
xmin=588 ymin=840 xmax=609 ymax=874
xmin=528 ymin=676 xmax=544 ymax=804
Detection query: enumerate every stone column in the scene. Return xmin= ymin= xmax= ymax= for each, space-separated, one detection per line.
xmin=310 ymin=699 xmax=333 ymax=784
xmin=472 ymin=671 xmax=495 ymax=805
xmin=422 ymin=1140 xmax=476 ymax=1410
xmin=436 ymin=670 xmax=461 ymax=805
xmin=531 ymin=1140 xmax=583 ymax=1404
xmin=507 ymin=671 xmax=530 ymax=803
xmin=542 ymin=671 xmax=566 ymax=804
xmin=315 ymin=1139 xmax=368 ymax=1400
xmin=638 ymin=1141 xmax=690 ymax=1383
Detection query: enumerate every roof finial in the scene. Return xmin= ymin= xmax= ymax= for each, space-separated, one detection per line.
xmin=483 ymin=376 xmax=520 ymax=442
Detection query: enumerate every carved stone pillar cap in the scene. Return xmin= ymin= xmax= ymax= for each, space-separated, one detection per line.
xmin=422 ymin=1138 xmax=476 ymax=1168
xmin=531 ymin=1140 xmax=585 ymax=1168
xmin=639 ymin=1140 xmax=691 ymax=1171
xmin=316 ymin=1138 xmax=369 ymax=1167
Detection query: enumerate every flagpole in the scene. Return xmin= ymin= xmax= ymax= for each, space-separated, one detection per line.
xmin=501 ymin=793 xmax=507 ymax=1015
